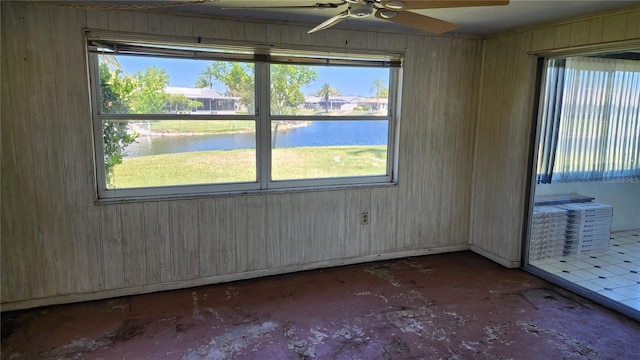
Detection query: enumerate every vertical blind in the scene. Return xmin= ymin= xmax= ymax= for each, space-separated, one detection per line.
xmin=536 ymin=59 xmax=566 ymax=184
xmin=537 ymin=56 xmax=640 ymax=184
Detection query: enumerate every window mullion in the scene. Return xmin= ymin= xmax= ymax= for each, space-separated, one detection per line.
xmin=388 ymin=68 xmax=400 ymax=181
xmin=256 ymin=62 xmax=271 ymax=189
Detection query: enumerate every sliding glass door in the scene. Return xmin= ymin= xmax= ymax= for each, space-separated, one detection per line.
xmin=525 ymin=50 xmax=640 ymax=320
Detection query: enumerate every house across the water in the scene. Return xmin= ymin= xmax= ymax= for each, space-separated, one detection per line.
xmin=165 ymin=86 xmax=239 ymax=114
xmin=303 ymin=96 xmax=388 ymax=112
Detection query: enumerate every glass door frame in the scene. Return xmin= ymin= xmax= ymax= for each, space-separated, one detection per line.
xmin=521 ymin=41 xmax=640 ymax=322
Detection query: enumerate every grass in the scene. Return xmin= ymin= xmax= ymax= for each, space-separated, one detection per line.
xmin=147 ymin=120 xmax=254 ymax=134
xmin=110 ymin=146 xmax=387 ymax=188
xmin=271 ymin=146 xmax=386 ymax=180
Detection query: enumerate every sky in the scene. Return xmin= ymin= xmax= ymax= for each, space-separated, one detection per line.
xmin=115 ymin=55 xmax=389 ymax=97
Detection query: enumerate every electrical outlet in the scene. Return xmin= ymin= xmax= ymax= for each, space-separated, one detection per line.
xmin=361 ymin=212 xmax=369 ymax=225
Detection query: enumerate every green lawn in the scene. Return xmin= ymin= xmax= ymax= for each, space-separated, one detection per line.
xmin=272 ymin=146 xmax=386 ymax=180
xmin=110 ymin=146 xmax=387 ymax=188
xmin=147 ymin=120 xmax=254 ymax=134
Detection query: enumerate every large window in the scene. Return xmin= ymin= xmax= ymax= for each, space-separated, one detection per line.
xmin=87 ymin=33 xmax=401 ymax=199
xmin=536 ymin=55 xmax=640 ymax=184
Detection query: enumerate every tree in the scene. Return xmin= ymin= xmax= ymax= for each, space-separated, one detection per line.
xmin=195 ymin=61 xmax=255 ymax=112
xmin=99 ymin=60 xmax=137 ymax=187
xmin=370 ymin=78 xmax=388 ymax=113
xmin=270 ymin=64 xmax=318 ymax=147
xmin=129 ymin=66 xmax=169 ymax=113
xmin=270 ymin=64 xmax=318 ymax=115
xmin=196 ymin=64 xmax=216 ymax=89
xmin=99 ymin=60 xmax=170 ymax=187
xmin=315 ymin=82 xmax=340 ymax=113
xmin=196 ymin=62 xmax=318 ymax=147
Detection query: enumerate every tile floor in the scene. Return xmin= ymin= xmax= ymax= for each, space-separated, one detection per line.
xmin=531 ymin=229 xmax=640 ymax=311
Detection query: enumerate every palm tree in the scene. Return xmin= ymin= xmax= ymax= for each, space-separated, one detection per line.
xmin=315 ymin=82 xmax=340 ymax=112
xmin=370 ymin=78 xmax=387 ymax=112
xmin=195 ymin=64 xmax=216 ymax=89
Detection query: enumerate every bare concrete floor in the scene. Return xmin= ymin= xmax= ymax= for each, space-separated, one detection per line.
xmin=2 ymin=251 xmax=639 ymax=359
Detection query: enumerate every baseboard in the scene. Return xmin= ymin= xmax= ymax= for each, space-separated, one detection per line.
xmin=1 ymin=244 xmax=469 ymax=312
xmin=469 ymin=244 xmax=521 ymax=269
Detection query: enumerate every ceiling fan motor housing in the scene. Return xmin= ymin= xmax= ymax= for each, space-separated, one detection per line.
xmin=303 ymin=0 xmax=508 ymax=34
xmin=349 ymin=3 xmax=374 ymax=18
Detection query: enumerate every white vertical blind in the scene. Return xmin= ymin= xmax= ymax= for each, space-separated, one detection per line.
xmin=536 ymin=58 xmax=565 ymax=184
xmin=537 ymin=56 xmax=640 ymax=183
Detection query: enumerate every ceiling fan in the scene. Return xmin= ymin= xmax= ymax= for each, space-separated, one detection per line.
xmin=224 ymin=1 xmax=510 ymax=34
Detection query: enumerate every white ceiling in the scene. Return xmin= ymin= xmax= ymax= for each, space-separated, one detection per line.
xmin=126 ymin=0 xmax=640 ymax=35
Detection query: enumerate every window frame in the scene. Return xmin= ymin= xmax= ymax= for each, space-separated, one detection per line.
xmin=86 ymin=31 xmax=402 ymax=200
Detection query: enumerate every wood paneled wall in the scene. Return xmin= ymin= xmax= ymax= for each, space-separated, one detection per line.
xmin=1 ymin=2 xmax=481 ymax=310
xmin=470 ymin=6 xmax=640 ymax=267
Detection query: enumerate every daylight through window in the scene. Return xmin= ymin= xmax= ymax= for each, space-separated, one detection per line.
xmin=87 ymin=33 xmax=402 ymax=199
xmin=536 ymin=55 xmax=640 ymax=184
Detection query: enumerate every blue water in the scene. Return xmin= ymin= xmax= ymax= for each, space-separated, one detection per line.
xmin=125 ymin=120 xmax=389 ymax=157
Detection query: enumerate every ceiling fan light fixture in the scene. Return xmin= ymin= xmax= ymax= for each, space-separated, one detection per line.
xmin=382 ymin=1 xmax=406 ymax=11
xmin=378 ymin=10 xmax=397 ymax=19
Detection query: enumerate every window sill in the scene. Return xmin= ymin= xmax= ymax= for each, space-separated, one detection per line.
xmin=95 ymin=181 xmax=398 ymax=205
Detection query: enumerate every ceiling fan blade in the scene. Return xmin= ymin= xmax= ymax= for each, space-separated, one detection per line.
xmin=381 ymin=0 xmax=509 ymax=10
xmin=375 ymin=10 xmax=456 ymax=34
xmin=308 ymin=10 xmax=350 ymax=33
xmin=223 ymin=2 xmax=346 ymax=10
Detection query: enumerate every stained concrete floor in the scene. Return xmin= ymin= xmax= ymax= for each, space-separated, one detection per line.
xmin=2 ymin=251 xmax=639 ymax=359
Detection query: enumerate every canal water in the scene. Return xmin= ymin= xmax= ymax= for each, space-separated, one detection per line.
xmin=125 ymin=120 xmax=389 ymax=157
